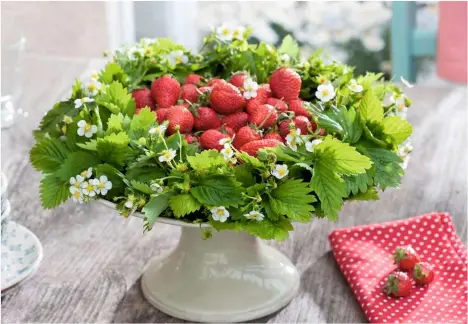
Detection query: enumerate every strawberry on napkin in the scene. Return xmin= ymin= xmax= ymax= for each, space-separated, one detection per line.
xmin=329 ymin=212 xmax=467 ymax=323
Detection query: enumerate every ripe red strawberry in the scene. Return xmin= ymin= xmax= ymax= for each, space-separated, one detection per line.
xmin=240 ymin=139 xmax=281 ymax=157
xmin=165 ymin=105 xmax=194 ymax=134
xmin=248 ymin=104 xmax=278 ymax=129
xmin=246 ymin=84 xmax=272 ymax=114
xmin=184 ymin=134 xmax=198 ymax=144
xmin=198 ymin=86 xmax=212 ymax=94
xmin=220 ymin=125 xmax=235 ymax=137
xmin=266 ymin=98 xmax=287 ymax=113
xmin=207 ymin=78 xmax=224 ymax=87
xmin=288 ymin=99 xmax=311 ymax=118
xmin=185 ymin=74 xmax=202 ymax=85
xmin=269 ymin=67 xmax=301 ymax=101
xmin=199 ymin=129 xmax=230 ymax=151
xmin=220 ymin=112 xmax=249 ymax=132
xmin=132 ymin=88 xmax=155 ymax=110
xmin=180 ymin=84 xmax=200 ymax=103
xmin=229 ymin=73 xmax=248 ymax=88
xmin=264 ymin=132 xmax=284 ymax=142
xmin=155 ymin=108 xmax=169 ymax=122
xmin=279 ymin=116 xmax=314 ymax=137
xmin=151 ymin=75 xmax=181 ymax=108
xmin=413 ymin=262 xmax=435 ymax=285
xmin=233 ymin=126 xmax=261 ymax=149
xmin=210 ymin=82 xmax=246 ymax=115
xmin=192 ymin=107 xmax=220 ymax=131
xmin=394 ymin=246 xmax=421 ymax=271
xmin=384 ymin=271 xmax=414 ymax=297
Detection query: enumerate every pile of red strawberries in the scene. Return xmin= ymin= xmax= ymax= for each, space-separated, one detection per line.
xmin=131 ymin=68 xmax=323 ymax=156
xmin=384 ymin=245 xmax=435 ymax=298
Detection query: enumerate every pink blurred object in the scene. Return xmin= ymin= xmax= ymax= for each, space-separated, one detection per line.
xmin=437 ymin=2 xmax=467 ymax=84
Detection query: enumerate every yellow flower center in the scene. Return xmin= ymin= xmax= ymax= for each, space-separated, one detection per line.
xmin=99 ymin=183 xmax=105 ymax=189
xmin=73 ymin=191 xmax=81 ymax=198
xmin=175 ymin=56 xmax=183 ymax=64
xmin=222 ymin=28 xmax=230 ymax=36
xmin=163 ymin=150 xmax=172 ymax=159
xmin=91 ymin=73 xmax=98 ymax=79
xmin=279 ymin=169 xmax=285 ymax=175
xmin=87 ymin=184 xmax=94 ymax=191
xmin=290 ymin=129 xmax=297 ymax=136
xmin=217 ymin=209 xmax=224 ymax=216
xmin=404 ymin=147 xmax=411 ymax=153
xmin=233 ymin=30 xmax=240 ymax=37
xmin=145 ymin=48 xmax=151 ymax=56
xmin=74 ymin=182 xmax=81 ymax=189
xmin=225 ymin=147 xmax=232 ymax=154
xmin=398 ymin=104 xmax=405 ymax=112
xmin=321 ymin=89 xmax=329 ymax=96
xmin=61 ymin=125 xmax=67 ymax=134
xmin=320 ymin=77 xmax=328 ymax=84
xmin=88 ymin=84 xmax=96 ymax=91
xmin=84 ymin=124 xmax=91 ymax=132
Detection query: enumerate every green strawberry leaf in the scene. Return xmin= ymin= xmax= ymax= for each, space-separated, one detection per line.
xmin=143 ymin=193 xmax=171 ymax=227
xmin=30 ymin=138 xmax=71 ymax=173
xmin=126 ymin=167 xmax=165 ymax=184
xmin=347 ymin=188 xmax=380 ymax=201
xmin=96 ymin=132 xmax=134 ymax=168
xmin=239 ymin=216 xmax=294 ymax=240
xmin=382 ymin=116 xmax=413 ymax=145
xmin=187 ymin=150 xmax=227 ymax=171
xmin=317 ymin=106 xmax=363 ymax=143
xmin=40 ymin=175 xmax=69 ymax=209
xmin=191 ymin=175 xmax=243 ymax=207
xmin=169 ymin=194 xmax=202 ymax=217
xmin=234 ymin=164 xmax=256 ymax=187
xmin=359 ymin=146 xmax=403 ymax=190
xmin=96 ymin=81 xmax=136 ymax=117
xmin=130 ymin=180 xmax=153 ymax=195
xmin=278 ymin=35 xmax=299 ymax=60
xmin=55 ymin=151 xmax=101 ymax=181
xmin=343 ymin=170 xmax=374 ymax=195
xmin=359 ymin=90 xmax=383 ymax=123
xmin=100 ymin=62 xmax=128 ymax=85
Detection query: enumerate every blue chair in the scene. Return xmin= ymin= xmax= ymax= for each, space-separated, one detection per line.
xmin=391 ymin=2 xmax=437 ymax=82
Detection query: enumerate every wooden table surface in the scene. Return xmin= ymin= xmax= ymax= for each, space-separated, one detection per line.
xmin=1 ymin=58 xmax=467 ymax=323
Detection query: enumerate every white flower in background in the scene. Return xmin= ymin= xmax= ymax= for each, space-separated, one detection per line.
xmin=93 ymin=176 xmax=113 ymax=195
xmin=315 ymin=83 xmax=336 ymax=103
xmin=141 ymin=38 xmax=158 ymax=45
xmin=74 ymin=97 xmax=94 ymax=109
xmin=128 ymin=46 xmax=145 ymax=61
xmin=211 ymin=206 xmax=230 ymax=222
xmin=280 ymin=54 xmax=290 ymax=62
xmin=85 ymin=80 xmax=102 ymax=96
xmin=150 ymin=183 xmax=163 ymax=194
xmin=149 ymin=124 xmax=167 ymax=135
xmin=90 ymin=70 xmax=99 ymax=81
xmin=243 ymin=78 xmax=259 ymax=99
xmin=285 ymin=128 xmax=301 ymax=151
xmin=398 ymin=141 xmax=413 ymax=157
xmin=77 ymin=120 xmax=98 ymax=138
xmin=232 ymin=26 xmax=246 ymax=40
xmin=80 ymin=181 xmax=96 ymax=197
xmin=70 ymin=175 xmax=85 ymax=190
xmin=80 ymin=167 xmax=93 ymax=179
xmin=400 ymin=76 xmax=414 ymax=88
xmin=124 ymin=200 xmax=134 ymax=209
xmin=164 ymin=50 xmax=189 ymax=66
xmin=219 ymin=138 xmax=232 ymax=146
xmin=244 ymin=210 xmax=265 ymax=221
xmin=70 ymin=187 xmax=84 ymax=203
xmin=216 ymin=24 xmax=233 ymax=41
xmin=305 ymin=139 xmax=323 ymax=153
xmin=221 ymin=145 xmax=234 ymax=160
xmin=272 ymin=164 xmax=289 ymax=179
xmin=395 ymin=96 xmax=409 ymax=118
xmin=348 ymin=79 xmax=363 ymax=93
xmin=159 ymin=149 xmax=176 ymax=163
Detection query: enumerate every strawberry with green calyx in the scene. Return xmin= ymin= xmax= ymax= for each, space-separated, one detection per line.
xmin=165 ymin=105 xmax=194 ymax=134
xmin=248 ymin=104 xmax=278 ymax=129
xmin=266 ymin=98 xmax=288 ymax=113
xmin=394 ymin=245 xmax=421 ymax=271
xmin=264 ymin=132 xmax=284 ymax=143
xmin=199 ymin=129 xmax=230 ymax=151
xmin=155 ymin=108 xmax=169 ymax=123
xmin=190 ymin=106 xmax=220 ymax=131
xmin=151 ymin=75 xmax=181 ymax=108
xmin=288 ymin=99 xmax=311 ymax=118
xmin=184 ymin=134 xmax=198 ymax=144
xmin=246 ymin=84 xmax=272 ymax=114
xmin=132 ymin=88 xmax=155 ymax=110
xmin=194 ymin=86 xmax=212 ymax=106
xmin=210 ymin=82 xmax=246 ymax=115
xmin=413 ymin=262 xmax=435 ymax=285
xmin=180 ymin=84 xmax=200 ymax=103
xmin=219 ymin=124 xmax=235 ymax=137
xmin=384 ymin=271 xmax=414 ymax=297
xmin=207 ymin=78 xmax=224 ymax=87
xmin=240 ymin=139 xmax=281 ymax=157
xmin=279 ymin=116 xmax=314 ymax=137
xmin=220 ymin=112 xmax=249 ymax=132
xmin=185 ymin=74 xmax=203 ymax=85
xmin=229 ymin=72 xmax=249 ymax=88
xmin=269 ymin=67 xmax=301 ymax=101
xmin=233 ymin=125 xmax=261 ymax=149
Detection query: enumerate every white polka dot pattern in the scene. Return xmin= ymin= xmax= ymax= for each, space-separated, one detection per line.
xmin=329 ymin=212 xmax=467 ymax=323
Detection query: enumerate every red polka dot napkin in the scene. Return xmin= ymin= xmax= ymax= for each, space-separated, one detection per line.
xmin=329 ymin=212 xmax=467 ymax=323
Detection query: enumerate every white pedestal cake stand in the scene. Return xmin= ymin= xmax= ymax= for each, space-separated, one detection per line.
xmin=100 ymin=200 xmax=300 ymax=322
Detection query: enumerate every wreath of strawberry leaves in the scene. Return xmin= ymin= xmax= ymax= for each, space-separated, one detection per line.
xmin=30 ymin=28 xmax=413 ymax=240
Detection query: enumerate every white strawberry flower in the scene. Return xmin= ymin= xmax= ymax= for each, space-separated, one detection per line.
xmin=395 ymin=96 xmax=409 ymax=118
xmin=80 ymin=181 xmax=96 ymax=197
xmin=221 ymin=145 xmax=234 ymax=160
xmin=159 ymin=149 xmax=176 ymax=163
xmin=74 ymin=97 xmax=94 ymax=109
xmin=77 ymin=120 xmax=98 ymax=138
xmin=70 ymin=175 xmax=85 ymax=190
xmin=85 ymin=80 xmax=102 ymax=96
xmin=347 ymin=79 xmax=363 ymax=93
xmin=400 ymin=76 xmax=414 ymax=88
xmin=272 ymin=164 xmax=289 ymax=179
xmin=305 ymin=139 xmax=323 ymax=153
xmin=243 ymin=78 xmax=259 ymax=100
xmin=128 ymin=46 xmax=145 ymax=61
xmin=93 ymin=176 xmax=113 ymax=195
xmin=90 ymin=70 xmax=99 ymax=81
xmin=150 ymin=183 xmax=163 ymax=194
xmin=315 ymin=82 xmax=336 ymax=103
xmin=232 ymin=26 xmax=246 ymax=40
xmin=165 ymin=50 xmax=188 ymax=66
xmin=149 ymin=124 xmax=167 ymax=135
xmin=216 ymin=24 xmax=233 ymax=41
xmin=280 ymin=54 xmax=290 ymax=62
xmin=124 ymin=200 xmax=134 ymax=209
xmin=141 ymin=38 xmax=158 ymax=46
xmin=244 ymin=210 xmax=265 ymax=221
xmin=285 ymin=128 xmax=302 ymax=151
xmin=69 ymin=187 xmax=84 ymax=204
xmin=210 ymin=206 xmax=230 ymax=222
xmin=80 ymin=167 xmax=93 ymax=179
xmin=219 ymin=138 xmax=232 ymax=146
xmin=398 ymin=141 xmax=413 ymax=157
